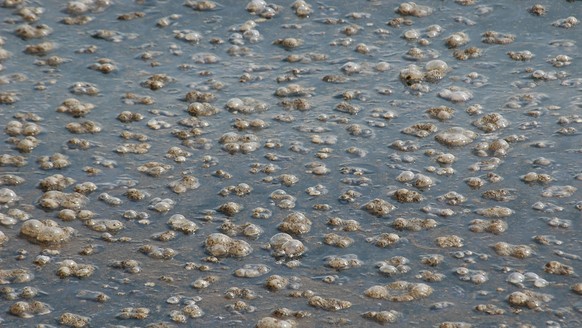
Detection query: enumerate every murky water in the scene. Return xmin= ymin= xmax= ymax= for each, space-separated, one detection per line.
xmin=0 ymin=0 xmax=581 ymax=327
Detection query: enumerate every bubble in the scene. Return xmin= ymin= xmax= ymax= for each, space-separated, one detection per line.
xmin=59 ymin=312 xmax=91 ymax=327
xmin=256 ymin=317 xmax=296 ymax=328
xmin=507 ymin=272 xmax=525 ymax=285
xmin=234 ymin=264 xmax=271 ymax=278
xmin=544 ymin=261 xmax=574 ymax=275
xmin=98 ymin=192 xmax=122 ymax=206
xmin=435 ymin=235 xmax=464 ymax=248
xmin=435 ymin=153 xmax=456 ymax=165
xmin=437 ymin=191 xmax=467 ymax=205
xmin=482 ymin=31 xmax=516 ymax=44
xmin=392 ymin=217 xmax=437 ymax=231
xmin=21 ymin=219 xmax=75 ymax=245
xmin=217 ymin=201 xmax=243 ymax=216
xmin=399 ymin=64 xmax=424 ymax=86
xmin=0 ymin=188 xmax=20 ymax=206
xmin=264 ymin=275 xmax=289 ymax=291
xmin=507 ymin=50 xmax=534 ymax=61
xmin=308 ymin=295 xmax=352 ymax=311
xmin=324 ymin=254 xmax=362 ymax=271
xmin=438 ymin=86 xmax=473 ymax=103
xmin=543 ymin=216 xmax=571 ymax=230
xmin=533 ymin=234 xmax=563 ymax=247
xmin=414 ymin=174 xmax=435 ymax=189
xmin=426 ymin=60 xmax=448 ymax=73
xmin=528 ymin=4 xmax=546 ymax=15
xmin=327 ymin=217 xmax=360 ymax=232
xmin=85 ymin=218 xmax=124 ymax=233
xmin=169 ymin=175 xmax=200 ymax=194
xmin=417 ymin=270 xmax=446 ymax=282
xmin=474 ymin=206 xmax=514 ymax=218
xmin=362 ymin=198 xmax=396 ymax=217
xmin=67 ymin=120 xmax=103 ymax=134
xmin=439 ymin=322 xmax=474 ymax=328
xmin=337 ymin=189 xmax=361 ymax=203
xmin=139 ymin=244 xmax=176 ymax=260
xmin=375 ymin=256 xmax=410 ymax=276
xmin=455 ymin=267 xmax=489 ymax=284
xmin=445 ymin=32 xmax=470 ymax=48
xmin=6 ymin=121 xmax=42 ymax=137
xmin=167 ymin=214 xmax=198 ymax=234
xmin=192 ymin=275 xmax=218 ymax=289
xmin=0 ymin=154 xmax=27 ymax=167
xmin=117 ymin=307 xmax=150 ymax=320
xmin=110 ymin=259 xmax=141 ymax=274
xmin=396 ymin=2 xmax=433 ymax=17
xmin=365 ymin=281 xmax=433 ymax=302
xmin=321 ymin=233 xmax=353 ymax=248
xmin=12 ymin=135 xmax=40 ymax=153
xmin=219 ymin=132 xmax=261 ymax=154
xmin=552 ymin=16 xmax=579 ymax=28
xmin=148 ymin=198 xmax=175 ymax=213
xmin=89 ymin=57 xmax=118 ymax=73
xmin=541 ymin=185 xmax=577 ymax=198
xmin=507 ymin=290 xmax=553 ymax=309
xmin=289 ymin=0 xmax=312 ymax=17
xmin=422 ymin=206 xmax=455 ymax=217
xmin=8 ymin=300 xmax=51 ymax=318
xmin=225 ymin=287 xmax=257 ymax=300
xmin=474 ymin=139 xmax=510 ymax=157
xmin=469 ymin=219 xmax=507 ymax=234
xmin=268 ymin=233 xmax=305 ymax=258
xmin=334 ymin=101 xmax=361 ymax=115
xmin=395 ymin=171 xmax=415 ymax=183
xmin=391 ymin=188 xmax=424 ymax=203
xmin=14 ymin=23 xmax=53 ymax=40
xmin=270 ymin=189 xmax=296 ymax=209
xmin=56 ymin=260 xmax=95 ymax=278
xmin=402 ymin=123 xmax=438 ymax=138
xmin=61 ymin=14 xmax=93 ymax=25
xmin=472 ymin=113 xmax=510 ymax=132
xmin=572 ymin=283 xmax=582 ymax=295
xmin=205 ymin=233 xmax=253 ymax=257
xmin=435 ymin=127 xmax=477 ymax=147
xmin=278 ymin=211 xmax=312 ymax=235
xmin=367 ymin=233 xmax=400 ymax=248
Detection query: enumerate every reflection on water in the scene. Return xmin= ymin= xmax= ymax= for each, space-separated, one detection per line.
xmin=0 ymin=0 xmax=581 ymax=326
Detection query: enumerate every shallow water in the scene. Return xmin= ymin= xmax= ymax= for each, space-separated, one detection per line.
xmin=0 ymin=0 xmax=581 ymax=327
